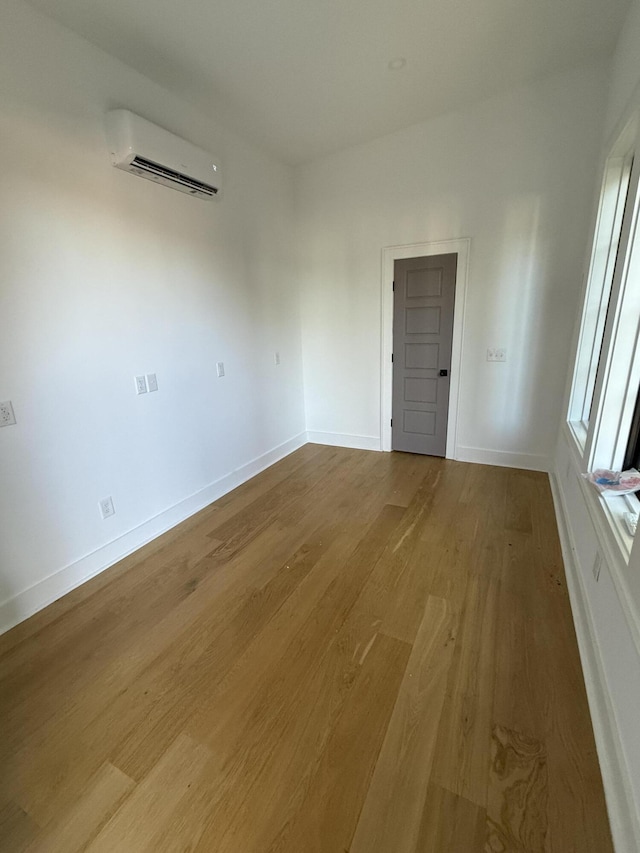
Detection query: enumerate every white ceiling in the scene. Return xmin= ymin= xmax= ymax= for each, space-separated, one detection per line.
xmin=27 ymin=0 xmax=629 ymax=164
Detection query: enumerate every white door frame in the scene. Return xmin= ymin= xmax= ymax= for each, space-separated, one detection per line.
xmin=380 ymin=238 xmax=470 ymax=455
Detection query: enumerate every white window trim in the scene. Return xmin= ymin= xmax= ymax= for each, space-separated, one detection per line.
xmin=565 ymin=112 xmax=640 ymax=567
xmin=586 ymin=154 xmax=640 ymax=473
xmin=568 ymin=118 xmax=637 ymax=443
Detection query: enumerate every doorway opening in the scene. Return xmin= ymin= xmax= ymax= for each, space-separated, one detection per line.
xmin=380 ymin=239 xmax=470 ymax=456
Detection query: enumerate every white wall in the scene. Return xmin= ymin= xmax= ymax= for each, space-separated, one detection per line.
xmin=296 ymin=63 xmax=609 ymax=469
xmin=0 ymin=0 xmax=306 ymax=632
xmin=552 ymin=3 xmax=640 ymax=849
xmin=605 ymin=0 xmax=640 ymax=141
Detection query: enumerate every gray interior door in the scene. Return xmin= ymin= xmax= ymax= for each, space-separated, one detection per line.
xmin=392 ymin=253 xmax=457 ymax=456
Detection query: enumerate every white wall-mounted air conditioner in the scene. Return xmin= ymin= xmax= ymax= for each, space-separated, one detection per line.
xmin=106 ymin=110 xmax=221 ymax=201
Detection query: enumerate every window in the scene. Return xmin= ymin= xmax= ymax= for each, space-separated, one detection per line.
xmin=567 ymin=115 xmax=640 ymax=551
xmin=623 ymin=384 xmax=640 ymax=471
xmin=568 ymin=127 xmax=635 ymax=445
xmin=586 ymin=157 xmax=640 ymax=475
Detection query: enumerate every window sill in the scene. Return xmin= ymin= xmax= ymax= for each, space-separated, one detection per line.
xmin=563 ymin=420 xmax=636 ymax=565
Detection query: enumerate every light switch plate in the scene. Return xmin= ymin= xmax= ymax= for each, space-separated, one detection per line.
xmin=274 ymin=351 xmax=281 ymax=366
xmin=216 ymin=362 xmax=225 ymax=378
xmin=147 ymin=373 xmax=158 ymax=392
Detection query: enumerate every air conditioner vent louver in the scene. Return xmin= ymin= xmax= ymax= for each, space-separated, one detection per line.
xmin=130 ymin=156 xmax=218 ymax=197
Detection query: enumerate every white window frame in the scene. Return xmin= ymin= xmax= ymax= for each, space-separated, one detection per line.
xmin=568 ymin=120 xmax=637 ymax=447
xmin=566 ymin=113 xmax=640 ymax=561
xmin=587 ymin=168 xmax=640 ymax=474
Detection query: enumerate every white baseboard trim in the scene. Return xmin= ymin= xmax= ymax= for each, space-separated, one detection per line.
xmin=549 ymin=473 xmax=640 ymax=853
xmin=0 ymin=431 xmax=308 ymax=637
xmin=306 ymin=431 xmax=382 ymax=451
xmin=454 ymin=444 xmax=549 ymax=471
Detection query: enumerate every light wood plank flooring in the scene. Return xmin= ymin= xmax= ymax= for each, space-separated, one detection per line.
xmin=0 ymin=445 xmax=613 ymax=851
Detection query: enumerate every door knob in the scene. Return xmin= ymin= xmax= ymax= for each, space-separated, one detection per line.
xmin=439 ymin=369 xmax=448 ymax=377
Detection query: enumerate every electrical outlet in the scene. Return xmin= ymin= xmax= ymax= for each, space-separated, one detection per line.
xmin=487 ymin=348 xmax=507 ymax=362
xmin=592 ymin=552 xmax=602 ymax=583
xmin=0 ymin=400 xmax=16 ymax=427
xmin=274 ymin=351 xmax=281 ymax=366
xmin=216 ymin=361 xmax=225 ymax=378
xmin=147 ymin=373 xmax=158 ymax=392
xmin=135 ymin=375 xmax=148 ymax=395
xmin=99 ymin=496 xmax=115 ymax=519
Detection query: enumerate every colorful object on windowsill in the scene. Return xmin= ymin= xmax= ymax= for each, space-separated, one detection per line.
xmin=583 ymin=468 xmax=640 ymax=496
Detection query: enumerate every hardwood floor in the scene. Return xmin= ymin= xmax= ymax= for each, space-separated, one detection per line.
xmin=0 ymin=445 xmax=613 ymax=852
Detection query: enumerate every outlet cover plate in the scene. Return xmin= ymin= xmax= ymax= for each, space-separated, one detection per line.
xmin=487 ymin=348 xmax=507 ymax=362
xmin=135 ymin=375 xmax=148 ymax=395
xmin=216 ymin=361 xmax=225 ymax=378
xmin=99 ymin=496 xmax=115 ymax=519
xmin=0 ymin=400 xmax=16 ymax=427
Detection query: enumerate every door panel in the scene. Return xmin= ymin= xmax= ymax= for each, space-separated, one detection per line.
xmin=392 ymin=253 xmax=457 ymax=456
